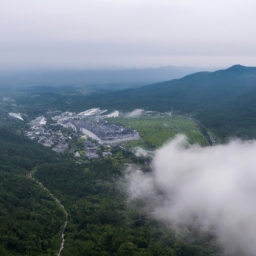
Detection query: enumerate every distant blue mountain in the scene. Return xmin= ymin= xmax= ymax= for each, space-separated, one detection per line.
xmin=0 ymin=66 xmax=201 ymax=90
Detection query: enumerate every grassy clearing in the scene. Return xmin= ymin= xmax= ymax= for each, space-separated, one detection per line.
xmin=111 ymin=116 xmax=208 ymax=149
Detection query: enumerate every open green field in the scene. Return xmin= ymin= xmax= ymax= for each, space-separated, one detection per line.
xmin=111 ymin=116 xmax=209 ymax=149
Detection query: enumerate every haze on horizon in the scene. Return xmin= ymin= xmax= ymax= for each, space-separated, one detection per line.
xmin=1 ymin=0 xmax=256 ymax=70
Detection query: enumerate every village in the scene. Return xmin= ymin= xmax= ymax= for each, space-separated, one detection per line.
xmin=24 ymin=108 xmax=141 ymax=160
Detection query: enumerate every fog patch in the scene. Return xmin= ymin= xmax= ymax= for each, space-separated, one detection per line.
xmin=134 ymin=147 xmax=154 ymax=158
xmin=125 ymin=134 xmax=256 ymax=255
xmin=126 ymin=109 xmax=144 ymax=118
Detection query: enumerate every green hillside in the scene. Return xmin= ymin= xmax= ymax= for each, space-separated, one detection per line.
xmin=0 ymin=128 xmax=218 ymax=255
xmin=0 ymin=127 xmax=64 ymax=255
xmin=112 ymin=116 xmax=208 ymax=149
xmin=70 ymin=65 xmax=256 ymax=140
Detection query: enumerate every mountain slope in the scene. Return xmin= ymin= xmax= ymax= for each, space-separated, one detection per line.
xmin=0 ymin=127 xmax=64 ymax=255
xmin=0 ymin=129 xmax=217 ymax=255
xmin=78 ymin=65 xmax=256 ymax=139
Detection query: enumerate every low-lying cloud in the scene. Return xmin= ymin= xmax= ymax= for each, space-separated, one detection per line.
xmin=134 ymin=146 xmax=154 ymax=158
xmin=125 ymin=134 xmax=256 ymax=255
xmin=126 ymin=109 xmax=144 ymax=118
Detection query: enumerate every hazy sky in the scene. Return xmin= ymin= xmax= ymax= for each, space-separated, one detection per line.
xmin=1 ymin=0 xmax=256 ymax=69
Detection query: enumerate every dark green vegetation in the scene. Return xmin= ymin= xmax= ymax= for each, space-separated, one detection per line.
xmin=0 ymin=127 xmax=64 ymax=255
xmin=0 ymin=127 xmax=219 ymax=255
xmin=112 ymin=116 xmax=208 ymax=149
xmin=34 ymin=150 xmax=217 ymax=256
xmin=1 ymin=64 xmax=254 ymax=255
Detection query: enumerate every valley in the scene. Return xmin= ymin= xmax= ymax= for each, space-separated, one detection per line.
xmin=0 ymin=101 xmax=216 ymax=255
xmin=1 ymin=65 xmax=256 ymax=255
xmin=2 ymin=1 xmax=256 ymax=254
xmin=20 ymin=107 xmax=209 ymax=158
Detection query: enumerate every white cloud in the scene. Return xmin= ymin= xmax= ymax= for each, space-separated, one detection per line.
xmin=125 ymin=135 xmax=256 ymax=254
xmin=126 ymin=109 xmax=144 ymax=118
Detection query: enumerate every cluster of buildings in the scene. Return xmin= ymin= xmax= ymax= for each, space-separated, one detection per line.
xmin=25 ymin=108 xmax=139 ymax=159
xmin=68 ymin=118 xmax=140 ymax=144
xmin=25 ymin=116 xmax=70 ymax=153
xmin=52 ymin=108 xmax=141 ymax=144
xmin=83 ymin=139 xmax=112 ymax=159
xmin=74 ymin=139 xmax=113 ymax=160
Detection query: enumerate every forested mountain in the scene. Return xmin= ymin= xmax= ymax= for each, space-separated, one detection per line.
xmin=0 ymin=127 xmax=64 ymax=255
xmin=0 ymin=127 xmax=218 ymax=255
xmin=74 ymin=65 xmax=256 ymax=139
xmin=3 ymin=65 xmax=254 ymax=255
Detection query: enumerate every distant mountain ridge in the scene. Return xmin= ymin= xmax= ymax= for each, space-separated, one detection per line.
xmin=80 ymin=65 xmax=256 ymax=139
xmin=0 ymin=66 xmax=201 ymax=89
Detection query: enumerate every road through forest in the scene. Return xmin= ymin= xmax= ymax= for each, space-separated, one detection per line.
xmin=29 ymin=170 xmax=68 ymax=256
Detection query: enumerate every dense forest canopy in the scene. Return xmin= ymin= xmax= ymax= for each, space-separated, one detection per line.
xmin=1 ymin=65 xmax=255 ymax=255
xmin=0 ymin=127 xmax=218 ymax=255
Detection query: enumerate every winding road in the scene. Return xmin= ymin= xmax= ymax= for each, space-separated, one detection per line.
xmin=190 ymin=118 xmax=215 ymax=146
xmin=29 ymin=170 xmax=68 ymax=256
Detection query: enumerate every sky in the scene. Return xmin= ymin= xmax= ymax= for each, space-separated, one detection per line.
xmin=1 ymin=0 xmax=256 ymax=69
